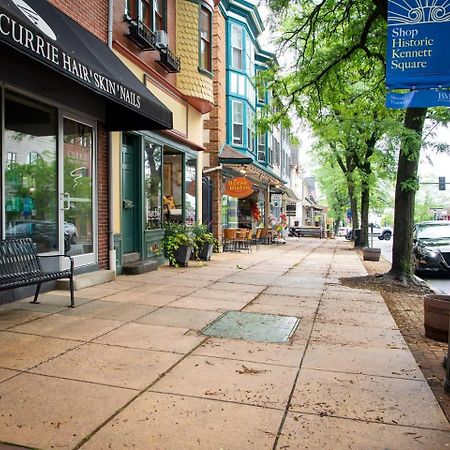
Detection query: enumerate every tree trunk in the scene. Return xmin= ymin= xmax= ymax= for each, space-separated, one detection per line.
xmin=388 ymin=107 xmax=427 ymax=281
xmin=359 ymin=183 xmax=370 ymax=248
xmin=348 ymin=180 xmax=359 ymax=239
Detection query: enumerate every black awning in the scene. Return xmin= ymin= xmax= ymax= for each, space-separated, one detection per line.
xmin=0 ymin=0 xmax=172 ymax=131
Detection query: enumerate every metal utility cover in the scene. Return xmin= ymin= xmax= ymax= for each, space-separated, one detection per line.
xmin=201 ymin=311 xmax=300 ymax=343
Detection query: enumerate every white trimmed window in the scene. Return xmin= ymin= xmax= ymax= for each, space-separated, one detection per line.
xmin=231 ymin=24 xmax=243 ymax=70
xmin=267 ymin=131 xmax=272 ymax=165
xmin=257 ymin=134 xmax=266 ymax=162
xmin=247 ymin=108 xmax=255 ymax=153
xmin=232 ymin=101 xmax=243 ymax=145
xmin=245 ymin=37 xmax=254 ymax=76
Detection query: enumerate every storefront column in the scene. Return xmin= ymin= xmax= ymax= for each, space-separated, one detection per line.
xmin=264 ymin=187 xmax=271 ymax=227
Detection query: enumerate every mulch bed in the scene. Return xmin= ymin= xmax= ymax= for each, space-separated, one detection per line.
xmin=340 ymin=253 xmax=450 ymax=423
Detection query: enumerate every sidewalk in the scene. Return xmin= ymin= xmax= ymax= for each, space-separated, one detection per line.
xmin=0 ymin=239 xmax=449 ymax=450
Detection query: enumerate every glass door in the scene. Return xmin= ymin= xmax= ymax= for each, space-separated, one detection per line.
xmin=4 ymin=92 xmax=59 ymax=253
xmin=61 ymin=116 xmax=96 ymax=266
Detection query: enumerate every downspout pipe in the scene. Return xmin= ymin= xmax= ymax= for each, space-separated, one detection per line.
xmin=107 ymin=0 xmax=116 ymax=272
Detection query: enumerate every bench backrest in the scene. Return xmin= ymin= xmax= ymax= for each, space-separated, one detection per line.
xmin=0 ymin=238 xmax=42 ymax=281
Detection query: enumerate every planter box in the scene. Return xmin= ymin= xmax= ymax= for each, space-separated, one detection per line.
xmin=424 ymin=294 xmax=450 ymax=342
xmin=170 ymin=245 xmax=192 ymax=267
xmin=363 ymin=247 xmax=381 ymax=261
xmin=198 ymin=243 xmax=214 ymax=261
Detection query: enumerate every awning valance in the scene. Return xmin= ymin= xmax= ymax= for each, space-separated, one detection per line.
xmin=0 ymin=0 xmax=172 ymax=131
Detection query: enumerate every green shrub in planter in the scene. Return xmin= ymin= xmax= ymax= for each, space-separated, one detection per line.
xmin=162 ymin=222 xmax=196 ymax=267
xmin=191 ymin=223 xmax=218 ymax=261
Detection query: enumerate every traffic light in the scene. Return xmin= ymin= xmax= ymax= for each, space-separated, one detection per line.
xmin=439 ymin=176 xmax=446 ymax=190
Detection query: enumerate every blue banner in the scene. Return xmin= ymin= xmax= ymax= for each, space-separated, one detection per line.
xmin=386 ymin=89 xmax=450 ymax=108
xmin=386 ymin=0 xmax=450 ymax=90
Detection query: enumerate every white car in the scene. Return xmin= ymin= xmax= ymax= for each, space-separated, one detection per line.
xmin=346 ymin=223 xmax=393 ymax=241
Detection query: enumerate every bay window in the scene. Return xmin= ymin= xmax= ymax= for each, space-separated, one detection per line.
xmin=231 ymin=24 xmax=243 ymax=70
xmin=232 ymin=101 xmax=243 ymax=146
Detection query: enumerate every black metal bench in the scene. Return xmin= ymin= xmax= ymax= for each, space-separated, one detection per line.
xmin=0 ymin=238 xmax=75 ymax=307
xmin=289 ymin=227 xmax=323 ymax=238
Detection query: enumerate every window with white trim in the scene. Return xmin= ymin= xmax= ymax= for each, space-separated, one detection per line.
xmin=199 ymin=5 xmax=212 ymax=72
xmin=267 ymin=131 xmax=272 ymax=166
xmin=232 ymin=101 xmax=243 ymax=146
xmin=257 ymin=134 xmax=266 ymax=162
xmin=247 ymin=108 xmax=255 ymax=153
xmin=125 ymin=0 xmax=166 ymax=32
xmin=245 ymin=37 xmax=254 ymax=76
xmin=231 ymin=24 xmax=243 ymax=70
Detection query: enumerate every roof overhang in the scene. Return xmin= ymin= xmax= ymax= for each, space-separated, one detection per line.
xmin=0 ymin=0 xmax=173 ymax=131
xmin=219 ymin=145 xmax=286 ymax=186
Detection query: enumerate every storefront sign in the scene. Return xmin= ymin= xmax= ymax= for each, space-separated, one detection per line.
xmin=286 ymin=204 xmax=296 ymax=216
xmin=271 ymin=194 xmax=282 ymax=207
xmin=223 ymin=177 xmax=254 ymax=199
xmin=0 ymin=0 xmax=172 ymax=129
xmin=386 ymin=0 xmax=450 ymax=108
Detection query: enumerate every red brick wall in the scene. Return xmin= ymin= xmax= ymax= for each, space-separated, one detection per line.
xmin=97 ymin=123 xmax=109 ymax=269
xmin=204 ymin=6 xmax=226 ymax=240
xmin=48 ymin=0 xmax=108 ymax=42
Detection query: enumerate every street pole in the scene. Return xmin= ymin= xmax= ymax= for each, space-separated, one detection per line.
xmin=445 ymin=313 xmax=450 ymax=393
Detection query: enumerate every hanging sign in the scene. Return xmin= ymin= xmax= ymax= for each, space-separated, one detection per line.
xmin=223 ymin=177 xmax=254 ymax=199
xmin=386 ymin=0 xmax=450 ymax=108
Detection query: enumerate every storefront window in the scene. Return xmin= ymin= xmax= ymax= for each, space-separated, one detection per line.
xmin=163 ymin=151 xmax=183 ymax=223
xmin=63 ymin=118 xmax=94 ymax=257
xmin=4 ymin=92 xmax=58 ymax=253
xmin=185 ymin=155 xmax=197 ymax=225
xmin=222 ymin=195 xmax=238 ymax=228
xmin=144 ymin=141 xmax=162 ymax=229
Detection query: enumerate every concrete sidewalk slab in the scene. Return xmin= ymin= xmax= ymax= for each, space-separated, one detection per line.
xmin=0 ymin=373 xmax=135 ymax=450
xmin=150 ymin=354 xmax=298 ymax=409
xmin=290 ymin=368 xmax=450 ymax=430
xmin=0 ymin=238 xmax=448 ymax=450
xmin=31 ymin=343 xmax=182 ymax=390
xmin=135 ymin=306 xmax=222 ymax=329
xmin=0 ymin=331 xmax=79 ymax=370
xmin=93 ymin=322 xmax=205 ymax=353
xmin=11 ymin=314 xmax=122 ymax=342
xmin=302 ymin=342 xmax=424 ymax=380
xmin=80 ymin=392 xmax=283 ymax=450
xmin=277 ymin=414 xmax=450 ymax=450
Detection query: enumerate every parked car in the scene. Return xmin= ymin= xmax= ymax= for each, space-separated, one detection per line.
xmin=346 ymin=223 xmax=393 ymax=241
xmin=337 ymin=226 xmax=350 ymax=237
xmin=6 ymin=220 xmax=77 ymax=252
xmin=413 ymin=220 xmax=450 ymax=276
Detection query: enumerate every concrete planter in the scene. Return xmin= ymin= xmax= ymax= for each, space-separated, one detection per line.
xmin=169 ymin=245 xmax=192 ymax=267
xmin=363 ymin=247 xmax=381 ymax=261
xmin=424 ymin=294 xmax=450 ymax=342
xmin=198 ymin=243 xmax=214 ymax=261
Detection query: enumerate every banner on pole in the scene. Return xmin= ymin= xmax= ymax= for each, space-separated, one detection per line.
xmin=386 ymin=0 xmax=450 ymax=108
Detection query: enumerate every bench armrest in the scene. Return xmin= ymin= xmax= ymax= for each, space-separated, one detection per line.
xmin=37 ymin=254 xmax=74 ymax=273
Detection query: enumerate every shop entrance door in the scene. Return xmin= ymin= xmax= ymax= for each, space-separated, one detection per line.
xmin=61 ymin=117 xmax=96 ymax=266
xmin=121 ymin=137 xmax=139 ymax=255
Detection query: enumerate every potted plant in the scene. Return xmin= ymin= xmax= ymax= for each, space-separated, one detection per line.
xmin=162 ymin=222 xmax=195 ymax=267
xmin=191 ymin=223 xmax=217 ymax=261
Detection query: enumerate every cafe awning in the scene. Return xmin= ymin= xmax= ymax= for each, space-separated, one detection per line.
xmin=0 ymin=0 xmax=172 ymax=131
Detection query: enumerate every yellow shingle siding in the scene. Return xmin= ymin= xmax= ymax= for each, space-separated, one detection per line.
xmin=176 ymin=0 xmax=213 ymax=104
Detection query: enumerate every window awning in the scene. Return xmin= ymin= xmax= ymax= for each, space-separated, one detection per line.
xmin=281 ymin=186 xmax=299 ymax=202
xmin=0 ymin=0 xmax=172 ymax=131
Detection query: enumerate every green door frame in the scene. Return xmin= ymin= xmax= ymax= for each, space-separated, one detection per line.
xmin=121 ymin=133 xmax=143 ymax=256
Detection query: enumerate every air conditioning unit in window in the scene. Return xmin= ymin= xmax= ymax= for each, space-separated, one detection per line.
xmin=155 ymin=30 xmax=168 ymax=49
